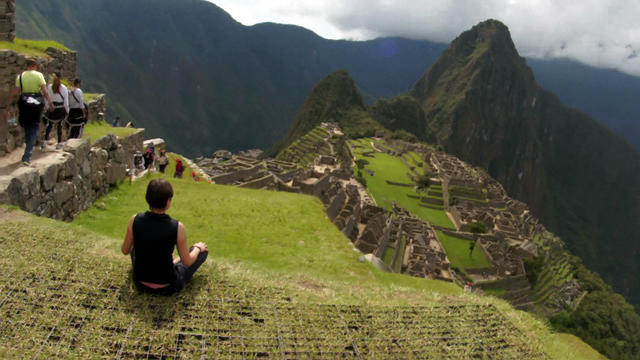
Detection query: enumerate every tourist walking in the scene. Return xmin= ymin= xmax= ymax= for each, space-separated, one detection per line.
xmin=157 ymin=149 xmax=169 ymax=173
xmin=4 ymin=58 xmax=54 ymax=165
xmin=42 ymin=72 xmax=69 ymax=149
xmin=121 ymin=179 xmax=209 ymax=295
xmin=143 ymin=147 xmax=155 ymax=170
xmin=174 ymin=158 xmax=184 ymax=178
xmin=68 ymin=78 xmax=86 ymax=139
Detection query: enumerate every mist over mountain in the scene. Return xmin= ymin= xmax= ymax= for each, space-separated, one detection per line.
xmin=16 ymin=0 xmax=640 ymax=156
xmin=410 ymin=19 xmax=640 ymax=307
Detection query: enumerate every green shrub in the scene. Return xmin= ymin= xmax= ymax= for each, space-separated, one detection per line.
xmin=524 ymin=256 xmax=545 ymax=286
xmin=416 ymin=174 xmax=430 ymax=189
xmin=468 ymin=221 xmax=487 ymax=234
xmin=355 ymin=159 xmax=369 ymax=169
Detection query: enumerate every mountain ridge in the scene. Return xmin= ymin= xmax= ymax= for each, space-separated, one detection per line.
xmin=409 ymin=19 xmax=640 ymax=310
xmin=16 ymin=0 xmax=640 ymax=156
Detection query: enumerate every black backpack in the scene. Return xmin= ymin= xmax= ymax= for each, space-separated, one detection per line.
xmin=70 ymin=89 xmax=89 ymax=123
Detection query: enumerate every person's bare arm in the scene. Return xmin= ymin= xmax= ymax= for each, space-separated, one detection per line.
xmin=175 ymin=222 xmax=208 ymax=267
xmin=121 ymin=215 xmax=136 ymax=255
xmin=40 ymin=84 xmax=54 ymax=112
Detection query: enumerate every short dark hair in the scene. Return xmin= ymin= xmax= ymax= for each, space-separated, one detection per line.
xmin=145 ymin=179 xmax=173 ymax=209
xmin=26 ymin=58 xmax=38 ymax=67
xmin=73 ymin=78 xmax=82 ymax=86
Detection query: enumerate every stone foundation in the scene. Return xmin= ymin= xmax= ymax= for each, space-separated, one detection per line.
xmin=0 ymin=131 xmax=143 ymax=220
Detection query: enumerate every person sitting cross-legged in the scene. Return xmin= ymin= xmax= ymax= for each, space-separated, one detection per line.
xmin=121 ymin=179 xmax=208 ymax=295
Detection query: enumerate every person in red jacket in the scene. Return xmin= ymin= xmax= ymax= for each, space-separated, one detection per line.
xmin=174 ymin=158 xmax=184 ymax=178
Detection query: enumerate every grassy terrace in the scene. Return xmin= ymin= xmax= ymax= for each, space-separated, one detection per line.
xmin=0 ymin=38 xmax=70 ymax=57
xmin=435 ymin=230 xmax=491 ymax=270
xmin=0 ymin=172 xmax=605 ymax=358
xmin=82 ymin=121 xmax=139 ymax=142
xmin=349 ymin=138 xmax=455 ymax=229
xmin=277 ymin=125 xmax=331 ymax=166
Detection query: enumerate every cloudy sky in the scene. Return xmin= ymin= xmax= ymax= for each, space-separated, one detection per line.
xmin=210 ymin=0 xmax=640 ymax=77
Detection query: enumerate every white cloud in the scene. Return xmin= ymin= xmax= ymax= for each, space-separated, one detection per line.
xmin=210 ymin=0 xmax=640 ymax=76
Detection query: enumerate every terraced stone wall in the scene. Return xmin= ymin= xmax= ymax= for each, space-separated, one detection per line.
xmin=0 ymin=130 xmax=144 ymax=220
xmin=0 ymin=0 xmax=15 ymax=42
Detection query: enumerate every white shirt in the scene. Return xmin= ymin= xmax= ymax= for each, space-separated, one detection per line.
xmin=46 ymin=83 xmax=69 ymax=113
xmin=69 ymin=87 xmax=84 ymax=109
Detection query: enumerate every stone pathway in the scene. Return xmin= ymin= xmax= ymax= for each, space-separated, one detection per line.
xmin=0 ymin=143 xmax=64 ymax=176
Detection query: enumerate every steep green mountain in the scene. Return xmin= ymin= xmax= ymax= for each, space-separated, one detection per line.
xmin=370 ymin=95 xmax=427 ymax=141
xmin=410 ymin=20 xmax=640 ymax=309
xmin=272 ymin=70 xmax=383 ymax=155
xmin=15 ymin=0 xmax=444 ymax=157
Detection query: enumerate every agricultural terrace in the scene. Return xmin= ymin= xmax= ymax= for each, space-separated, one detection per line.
xmin=0 ymin=172 xmax=604 ymax=359
xmin=82 ymin=121 xmax=139 ymax=142
xmin=348 ymin=138 xmax=454 ymax=229
xmin=277 ymin=126 xmax=332 ymax=166
xmin=348 ymin=138 xmax=493 ymax=273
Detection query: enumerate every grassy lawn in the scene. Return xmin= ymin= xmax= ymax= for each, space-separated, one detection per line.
xmin=0 ymin=38 xmax=70 ymax=57
xmin=82 ymin=121 xmax=139 ymax=142
xmin=74 ymin=173 xmax=461 ymax=302
xmin=0 ymin=176 xmax=605 ymax=359
xmin=435 ymin=230 xmax=491 ymax=269
xmin=351 ymin=140 xmax=456 ymax=229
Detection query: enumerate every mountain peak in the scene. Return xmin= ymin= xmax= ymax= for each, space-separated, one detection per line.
xmin=271 ymin=70 xmax=377 ymax=156
xmin=411 ymin=19 xmax=538 ymax=142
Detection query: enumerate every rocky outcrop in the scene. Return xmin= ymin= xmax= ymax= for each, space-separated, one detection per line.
xmin=0 ymin=130 xmax=143 ymax=221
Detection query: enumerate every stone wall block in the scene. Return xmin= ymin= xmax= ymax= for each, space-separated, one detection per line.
xmin=110 ymin=145 xmax=126 ymax=164
xmin=106 ymin=162 xmax=127 ymax=185
xmin=63 ymin=138 xmax=90 ymax=166
xmin=58 ymin=153 xmax=77 ymax=180
xmin=39 ymin=163 xmax=58 ymax=192
xmin=8 ymin=167 xmax=40 ymax=207
xmin=91 ymin=170 xmax=105 ymax=190
xmin=0 ymin=176 xmax=10 ymax=204
xmin=53 ymin=181 xmax=74 ymax=206
xmin=89 ymin=148 xmax=109 ymax=173
xmin=93 ymin=133 xmax=118 ymax=151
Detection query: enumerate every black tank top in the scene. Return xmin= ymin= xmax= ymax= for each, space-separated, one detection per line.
xmin=132 ymin=212 xmax=178 ymax=284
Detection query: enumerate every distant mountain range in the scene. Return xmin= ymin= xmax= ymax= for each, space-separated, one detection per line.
xmin=16 ymin=0 xmax=640 ymax=156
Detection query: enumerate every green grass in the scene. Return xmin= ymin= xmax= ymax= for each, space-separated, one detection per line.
xmin=0 ymin=178 xmax=606 ymax=359
xmin=74 ymin=173 xmax=460 ymax=301
xmin=82 ymin=121 xmax=138 ymax=142
xmin=484 ymin=288 xmax=507 ymax=297
xmin=84 ymin=93 xmax=102 ymax=102
xmin=435 ymin=230 xmax=491 ymax=269
xmin=382 ymin=246 xmax=395 ymax=266
xmin=351 ymin=140 xmax=456 ymax=229
xmin=0 ymin=38 xmax=70 ymax=57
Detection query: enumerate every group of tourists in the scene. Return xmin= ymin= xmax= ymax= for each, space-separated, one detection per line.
xmin=4 ymin=58 xmax=87 ymax=165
